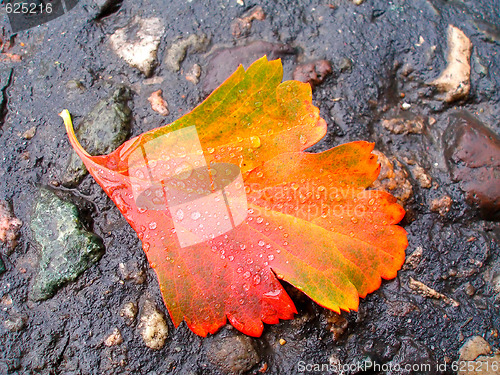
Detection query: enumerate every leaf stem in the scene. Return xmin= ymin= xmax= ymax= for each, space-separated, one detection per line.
xmin=59 ymin=109 xmax=91 ymax=157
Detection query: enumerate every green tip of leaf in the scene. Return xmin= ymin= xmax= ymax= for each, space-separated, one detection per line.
xmin=59 ymin=109 xmax=72 ymax=129
xmin=60 ymin=109 xmax=90 ymax=157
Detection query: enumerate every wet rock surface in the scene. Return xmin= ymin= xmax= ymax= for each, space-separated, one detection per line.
xmin=202 ymin=41 xmax=296 ymax=94
xmin=458 ymin=336 xmax=491 ymax=361
xmin=443 ymin=112 xmax=500 ymax=219
xmin=430 ymin=25 xmax=472 ymax=103
xmin=164 ymin=33 xmax=210 ymax=72
xmin=30 ymin=189 xmax=104 ymax=300
xmin=62 ymin=87 xmax=132 ymax=187
xmin=292 ymin=60 xmax=333 ymax=88
xmin=206 ymin=333 xmax=261 ymax=375
xmin=109 ymin=16 xmax=165 ymax=76
xmin=457 ymin=336 xmax=500 ymax=375
xmin=0 ymin=0 xmax=499 ymax=373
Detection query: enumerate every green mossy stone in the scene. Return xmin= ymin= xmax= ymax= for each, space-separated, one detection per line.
xmin=30 ymin=189 xmax=104 ymax=301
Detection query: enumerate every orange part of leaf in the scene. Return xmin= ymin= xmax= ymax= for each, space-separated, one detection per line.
xmin=61 ymin=56 xmax=407 ymax=337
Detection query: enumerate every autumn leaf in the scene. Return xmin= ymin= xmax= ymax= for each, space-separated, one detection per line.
xmin=61 ymin=56 xmax=407 ymax=337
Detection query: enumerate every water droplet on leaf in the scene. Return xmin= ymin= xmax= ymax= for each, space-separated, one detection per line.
xmin=176 ymin=209 xmax=184 ymax=221
xmin=250 ymin=136 xmax=261 ymax=148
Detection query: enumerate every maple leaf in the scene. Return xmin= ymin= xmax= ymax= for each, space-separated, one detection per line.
xmin=61 ymin=57 xmax=407 ymax=337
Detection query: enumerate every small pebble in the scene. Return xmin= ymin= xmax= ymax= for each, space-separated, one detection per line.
xmin=21 ymin=127 xmax=36 ymax=139
xmin=430 ymin=196 xmax=452 ymax=216
xmin=231 ymin=6 xmax=266 ymax=38
xmin=464 ymin=282 xmax=475 ymax=296
xmin=292 ymin=60 xmax=332 ymax=88
xmin=338 ymin=57 xmax=352 ymax=72
xmin=411 ymin=165 xmax=432 ymax=188
xmin=381 ymin=115 xmax=424 ymax=135
xmin=164 ymin=34 xmax=209 ymax=72
xmin=443 ymin=112 xmax=500 ymax=219
xmin=0 ymin=294 xmax=12 ymax=305
xmin=104 ymin=328 xmax=123 ymax=347
xmin=138 ymin=300 xmax=168 ymax=350
xmin=148 ymin=90 xmax=169 ymax=116
xmin=0 ymin=200 xmax=22 ymax=252
xmin=66 ymin=80 xmax=85 ymax=91
xmin=430 ymin=25 xmax=472 ymax=102
xmin=120 ymin=302 xmax=138 ymax=325
xmin=119 ymin=260 xmax=146 ymax=284
xmin=185 ymin=64 xmax=201 ymax=84
xmin=370 ymin=151 xmax=413 ymax=205
xmin=458 ymin=336 xmax=491 ymax=361
xmin=4 ymin=313 xmax=27 ymax=332
xmin=207 ymin=335 xmax=260 ymax=375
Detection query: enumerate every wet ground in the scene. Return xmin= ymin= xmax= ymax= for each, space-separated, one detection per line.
xmin=0 ymin=0 xmax=499 ymax=374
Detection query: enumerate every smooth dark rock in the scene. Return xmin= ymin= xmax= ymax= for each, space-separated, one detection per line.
xmin=385 ymin=338 xmax=438 ymax=375
xmin=91 ymin=0 xmax=124 ymax=18
xmin=62 ymin=87 xmax=132 ymax=187
xmin=30 ymin=189 xmax=104 ymax=301
xmin=443 ymin=112 xmax=500 ymax=219
xmin=207 ymin=334 xmax=260 ymax=375
xmin=202 ymin=41 xmax=296 ymax=95
xmin=0 ymin=256 xmax=5 ymax=274
xmin=292 ymin=60 xmax=332 ymax=88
